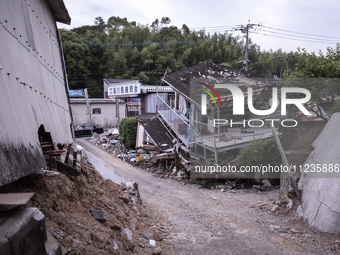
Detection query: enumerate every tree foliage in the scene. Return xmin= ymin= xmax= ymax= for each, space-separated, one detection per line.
xmin=60 ymin=16 xmax=302 ymax=98
xmin=239 ymin=138 xmax=281 ymax=167
xmin=285 ymin=44 xmax=340 ymax=119
xmin=119 ymin=117 xmax=138 ymax=148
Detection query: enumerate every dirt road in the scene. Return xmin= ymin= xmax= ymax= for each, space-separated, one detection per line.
xmin=77 ymin=138 xmax=339 ymax=255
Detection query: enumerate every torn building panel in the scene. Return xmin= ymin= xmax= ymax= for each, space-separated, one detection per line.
xmin=0 ymin=0 xmax=73 ymax=186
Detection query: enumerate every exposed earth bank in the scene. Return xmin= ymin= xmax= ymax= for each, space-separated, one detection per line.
xmin=77 ymin=138 xmax=340 ymax=255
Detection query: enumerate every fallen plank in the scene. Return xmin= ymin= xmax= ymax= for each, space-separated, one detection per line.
xmin=56 ymin=161 xmax=80 ymax=177
xmin=254 ymin=201 xmax=277 ymax=207
xmin=40 ymin=144 xmax=52 ymax=148
xmin=0 ymin=193 xmax=34 ymax=205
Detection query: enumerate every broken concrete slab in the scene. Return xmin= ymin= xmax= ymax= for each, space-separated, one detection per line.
xmin=89 ymin=209 xmax=106 ymax=222
xmin=122 ymin=228 xmax=133 ymax=243
xmin=140 ymin=232 xmax=150 ymax=240
xmin=0 ymin=207 xmax=63 ymax=255
xmin=149 ymin=239 xmax=156 ymax=247
xmin=0 ymin=192 xmax=34 ymax=206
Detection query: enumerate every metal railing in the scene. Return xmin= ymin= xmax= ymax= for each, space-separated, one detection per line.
xmin=191 ymin=119 xmax=273 ymax=150
xmin=157 ymin=96 xmax=190 ymax=147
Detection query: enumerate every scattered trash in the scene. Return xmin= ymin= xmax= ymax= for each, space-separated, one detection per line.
xmin=88 ymin=132 xmax=189 ymax=180
xmin=149 ymin=239 xmax=156 ymax=247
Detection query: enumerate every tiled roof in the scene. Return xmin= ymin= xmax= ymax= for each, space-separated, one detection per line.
xmin=163 ymin=60 xmax=259 ymax=100
xmin=142 ymin=116 xmax=174 ymax=150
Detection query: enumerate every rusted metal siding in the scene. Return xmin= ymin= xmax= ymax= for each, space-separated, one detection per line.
xmin=0 ymin=0 xmax=73 ymax=186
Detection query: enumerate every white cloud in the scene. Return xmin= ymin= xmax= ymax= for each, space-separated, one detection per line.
xmin=59 ymin=0 xmax=340 ymax=53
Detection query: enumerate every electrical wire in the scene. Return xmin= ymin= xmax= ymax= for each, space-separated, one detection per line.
xmin=251 ymin=31 xmax=338 ymax=44
xmin=63 ymin=23 xmax=339 ymax=47
xmin=250 ymin=48 xmax=273 ymax=77
xmin=254 ymin=29 xmax=339 ymax=43
xmin=262 ymin=25 xmax=340 ymax=40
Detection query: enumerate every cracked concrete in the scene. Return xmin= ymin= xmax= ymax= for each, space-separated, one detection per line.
xmin=299 ymin=113 xmax=340 ymax=233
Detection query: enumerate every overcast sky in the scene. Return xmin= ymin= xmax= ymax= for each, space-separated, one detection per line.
xmin=59 ymin=0 xmax=340 ymax=54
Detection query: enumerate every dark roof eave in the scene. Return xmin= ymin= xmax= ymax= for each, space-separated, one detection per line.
xmin=162 ymin=79 xmax=201 ymax=108
xmin=46 ymin=0 xmax=71 ymax=25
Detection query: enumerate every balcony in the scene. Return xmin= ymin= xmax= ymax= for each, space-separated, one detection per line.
xmin=191 ymin=120 xmax=273 ymax=152
xmin=157 ymin=96 xmax=190 ymax=147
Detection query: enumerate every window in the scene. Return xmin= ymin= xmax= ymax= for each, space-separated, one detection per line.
xmin=125 ymin=86 xmax=128 ymax=93
xmin=109 ymin=87 xmax=113 ymax=95
xmin=92 ymin=108 xmax=101 ymax=114
xmin=121 ymin=87 xmax=124 ymax=93
xmin=130 ymin=85 xmax=133 ymax=93
xmin=134 ymin=85 xmax=138 ymax=93
xmin=113 ymin=87 xmax=116 ymax=94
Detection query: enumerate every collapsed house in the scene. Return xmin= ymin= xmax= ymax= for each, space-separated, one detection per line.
xmin=137 ymin=61 xmax=277 ymax=172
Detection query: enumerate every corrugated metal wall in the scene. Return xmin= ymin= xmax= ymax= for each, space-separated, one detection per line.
xmin=0 ymin=0 xmax=73 ymax=186
xmin=142 ymin=93 xmax=168 ymax=114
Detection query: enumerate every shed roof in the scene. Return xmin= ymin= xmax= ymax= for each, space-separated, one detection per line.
xmin=142 ymin=116 xmax=174 ymax=150
xmin=46 ymin=0 xmax=71 ymax=25
xmin=104 ymin=79 xmax=139 ymax=85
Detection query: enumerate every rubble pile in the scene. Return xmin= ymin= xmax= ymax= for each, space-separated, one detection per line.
xmin=0 ymin=156 xmax=169 ymax=254
xmin=90 ymin=131 xmax=189 ymax=180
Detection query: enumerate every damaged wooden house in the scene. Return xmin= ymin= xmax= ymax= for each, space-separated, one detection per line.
xmin=137 ymin=61 xmax=278 ymax=173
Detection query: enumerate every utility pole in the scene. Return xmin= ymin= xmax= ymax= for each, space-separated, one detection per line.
xmin=234 ymin=21 xmax=260 ymax=71
xmin=274 ymin=55 xmax=298 ymax=78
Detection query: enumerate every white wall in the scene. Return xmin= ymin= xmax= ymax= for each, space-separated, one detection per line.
xmin=70 ymin=100 xmax=126 ymax=128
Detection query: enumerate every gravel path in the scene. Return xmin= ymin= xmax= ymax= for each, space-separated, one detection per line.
xmin=77 ymin=138 xmax=339 ymax=255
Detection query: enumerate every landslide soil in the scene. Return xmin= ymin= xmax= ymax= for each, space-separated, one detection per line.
xmin=0 ymin=157 xmax=168 ymax=255
xmin=77 ymin=138 xmax=340 ymax=255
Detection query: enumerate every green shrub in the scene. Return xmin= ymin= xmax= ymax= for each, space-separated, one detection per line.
xmin=331 ymin=99 xmax=340 ymax=114
xmin=119 ymin=117 xmax=138 ymax=148
xmin=239 ymin=138 xmax=281 ymax=167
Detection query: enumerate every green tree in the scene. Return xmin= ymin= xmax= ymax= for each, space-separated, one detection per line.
xmin=119 ymin=117 xmax=138 ymax=148
xmin=285 ymin=44 xmax=340 ymax=118
xmin=59 ymin=29 xmax=91 ymax=90
xmin=60 ymin=15 xmax=322 ymax=99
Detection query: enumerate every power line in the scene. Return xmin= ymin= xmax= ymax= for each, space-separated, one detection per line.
xmin=62 ymin=23 xmax=339 ymax=49
xmin=251 ymin=31 xmax=339 ymax=44
xmin=254 ymin=29 xmax=339 ymax=43
xmin=262 ymin=25 xmax=340 ymax=40
xmin=250 ymin=48 xmax=272 ymax=77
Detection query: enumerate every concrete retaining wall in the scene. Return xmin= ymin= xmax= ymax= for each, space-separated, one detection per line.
xmin=298 ymin=113 xmax=340 ymax=233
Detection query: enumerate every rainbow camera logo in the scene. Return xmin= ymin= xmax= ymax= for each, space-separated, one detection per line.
xmin=199 ymin=83 xmax=222 ymax=115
